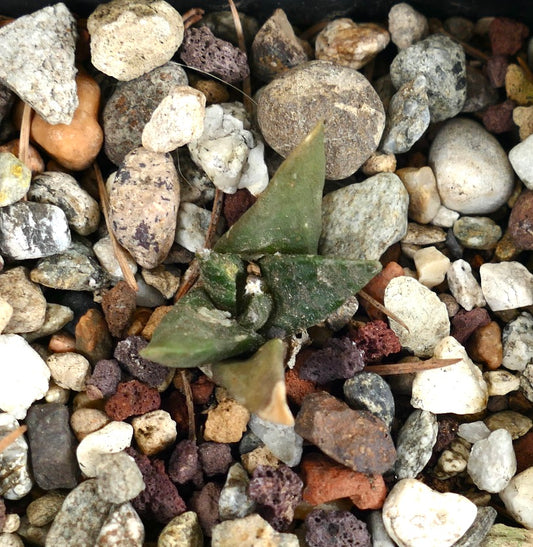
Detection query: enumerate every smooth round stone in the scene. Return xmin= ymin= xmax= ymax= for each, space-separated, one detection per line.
xmin=382 ymin=479 xmax=477 ymax=547
xmin=93 ymin=235 xmax=138 ymax=282
xmin=0 ymin=152 xmax=31 ymax=207
xmin=390 ymin=34 xmax=466 ymax=122
xmin=395 ymin=410 xmax=438 ymax=479
xmin=446 ymin=259 xmax=486 ymax=312
xmin=509 ymin=133 xmax=533 ymax=189
xmin=27 ymin=492 xmax=66 ymax=527
xmin=480 ymin=262 xmax=533 ymax=312
xmin=467 ymin=429 xmax=516 ymax=493
xmin=87 ymin=0 xmax=184 ymax=81
xmin=502 ymin=312 xmax=533 ymax=372
xmin=453 ymin=216 xmax=502 ymax=250
xmin=132 ymin=410 xmax=177 ymax=455
xmin=485 ymin=411 xmax=533 ymax=440
xmin=24 ymin=303 xmax=74 ymax=343
xmin=499 ymin=467 xmax=533 ymax=529
xmin=431 ymin=205 xmax=460 ymax=228
xmin=388 ymin=3 xmax=428 ymax=49
xmin=343 ymin=372 xmax=395 ymax=428
xmin=257 ymin=60 xmax=386 ymax=180
xmin=95 ymin=452 xmax=145 ymax=503
xmin=429 ymin=118 xmax=514 ymax=214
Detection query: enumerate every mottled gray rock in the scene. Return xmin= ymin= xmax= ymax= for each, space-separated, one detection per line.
xmin=395 ymin=410 xmax=438 ymax=479
xmin=103 ymin=62 xmax=188 ymax=163
xmin=0 ymin=413 xmax=32 ymax=500
xmin=257 ymin=60 xmax=385 ymax=180
xmin=447 ymin=259 xmax=486 ymax=312
xmin=219 ymin=463 xmax=256 ymax=521
xmin=28 ymin=171 xmax=100 ymax=235
xmin=95 ymin=502 xmax=144 ymax=547
xmin=0 ymin=153 xmax=31 ymax=207
xmin=453 ymin=216 xmax=502 ymax=250
xmin=502 ymin=312 xmax=533 ymax=372
xmin=390 ymin=34 xmax=466 ymax=122
xmin=368 ymin=511 xmax=396 ymax=547
xmin=26 ymin=403 xmax=78 ymax=490
xmin=462 ymin=66 xmax=499 ymax=113
xmin=110 ymin=147 xmax=180 ymax=268
xmin=429 ymin=118 xmax=514 ymax=214
xmin=0 ymin=3 xmax=78 ymax=125
xmin=320 ymin=172 xmax=408 ymax=260
xmin=0 ymin=202 xmax=71 ymax=260
xmin=343 ymin=372 xmax=395 ymax=429
xmin=87 ymin=0 xmax=184 ymax=81
xmin=388 ymin=3 xmax=428 ymax=49
xmin=453 ymin=507 xmax=496 ymax=546
xmin=381 ymin=75 xmax=430 ymax=154
xmin=480 ymin=262 xmax=533 ymax=311
xmin=24 ymin=303 xmax=74 ymax=342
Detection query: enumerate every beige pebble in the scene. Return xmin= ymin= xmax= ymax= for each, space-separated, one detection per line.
xmin=72 ymin=391 xmax=106 ymax=412
xmin=48 ymin=331 xmax=76 ymax=353
xmin=402 ymin=222 xmax=447 ymax=245
xmin=2 ymin=514 xmax=20 ymax=533
xmin=413 ymin=246 xmax=450 ymax=288
xmin=141 ymin=266 xmax=180 ymax=300
xmin=513 ymin=105 xmax=533 ymax=140
xmin=70 ymin=408 xmax=111 ymax=441
xmin=132 ymin=410 xmax=177 ymax=455
xmin=241 ymin=445 xmax=280 ymax=474
xmin=204 ymin=398 xmax=250 ymax=443
xmin=483 ymin=370 xmax=521 ymax=396
xmin=0 ymin=296 xmax=13 ymax=334
xmin=361 ymin=151 xmax=396 ymax=175
xmin=44 ymin=380 xmax=70 ymax=404
xmin=484 ymin=410 xmax=532 ymax=439
xmin=27 ymin=492 xmax=66 ymax=527
xmin=157 ymin=511 xmax=203 ymax=547
xmin=0 ymin=533 xmax=24 ymax=546
xmin=25 ymin=304 xmax=75 ymax=344
xmin=46 ymin=352 xmax=91 ymax=391
xmin=0 ymin=139 xmax=44 ymax=175
xmin=396 ymin=166 xmax=441 ymax=224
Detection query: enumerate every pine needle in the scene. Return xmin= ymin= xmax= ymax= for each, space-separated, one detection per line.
xmin=358 ymin=289 xmax=410 ymax=332
xmin=0 ymin=425 xmax=27 ymax=454
xmin=18 ymin=102 xmax=32 ymax=172
xmin=365 ymin=357 xmax=461 ymax=375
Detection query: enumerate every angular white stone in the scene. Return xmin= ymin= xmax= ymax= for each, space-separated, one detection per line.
xmin=458 ymin=421 xmax=491 ymax=443
xmin=502 ymin=312 xmax=533 ymax=372
xmin=382 ymin=478 xmax=477 ymax=547
xmin=47 ymin=352 xmax=91 ymax=391
xmin=411 ymin=336 xmax=488 ymax=414
xmin=480 ymin=262 xmax=533 ymax=311
xmin=499 ymin=467 xmax=533 ymax=529
xmin=467 ymin=429 xmax=516 ymax=493
xmin=509 ymin=133 xmax=533 ymax=190
xmin=0 ymin=334 xmax=50 ymax=419
xmin=384 ymin=276 xmax=450 ymax=357
xmin=219 ymin=463 xmax=256 ymax=520
xmin=483 ymin=370 xmax=521 ymax=396
xmin=131 ymin=410 xmax=176 ymax=456
xmin=446 ymin=259 xmax=486 ymax=311
xmin=174 ymin=202 xmax=212 ymax=253
xmin=413 ymin=246 xmax=450 ymax=288
xmin=431 ymin=204 xmax=460 ymax=228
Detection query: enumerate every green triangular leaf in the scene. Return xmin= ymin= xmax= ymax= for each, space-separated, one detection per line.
xmin=214 ymin=122 xmax=326 ymax=256
xmin=141 ymin=289 xmax=263 ymax=368
xmin=259 ymin=254 xmax=382 ymax=334
xmin=207 ymin=338 xmax=293 ymax=425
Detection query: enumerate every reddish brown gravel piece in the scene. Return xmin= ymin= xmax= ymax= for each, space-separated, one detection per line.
xmin=508 ymin=189 xmax=533 ymax=250
xmin=105 ymin=379 xmax=161 ymax=421
xmin=359 ymin=261 xmax=404 ymax=320
xmin=101 ymin=280 xmax=137 ymax=338
xmin=223 ymin=188 xmax=257 ymax=226
xmin=189 ymin=482 xmax=222 ymax=536
xmin=489 ymin=17 xmax=529 ymax=55
xmin=349 ymin=319 xmax=402 ymax=363
xmin=75 ymin=307 xmax=113 ymax=363
xmin=482 ymin=99 xmax=516 ymax=133
xmin=451 ymin=307 xmax=491 ymax=344
xmin=514 ymin=430 xmax=533 ymax=473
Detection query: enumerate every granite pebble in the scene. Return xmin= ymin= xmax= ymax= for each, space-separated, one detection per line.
xmin=502 ymin=312 xmax=533 ymax=371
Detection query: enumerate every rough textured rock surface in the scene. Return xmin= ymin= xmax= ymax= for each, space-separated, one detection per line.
xmin=306 ymin=509 xmax=371 ymax=547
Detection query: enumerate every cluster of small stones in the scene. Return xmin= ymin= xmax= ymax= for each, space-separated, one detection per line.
xmin=0 ymin=1 xmax=532 ymax=546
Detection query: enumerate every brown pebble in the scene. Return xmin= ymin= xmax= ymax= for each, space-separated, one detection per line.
xmin=223 ymin=189 xmax=257 ymax=227
xmin=508 ymin=391 xmax=533 ymax=414
xmin=467 ymin=321 xmax=503 ymax=370
xmin=508 ymin=190 xmax=533 ymax=250
xmin=191 ymin=79 xmax=230 ymax=104
xmin=48 ymin=331 xmax=76 ymax=353
xmin=190 ymin=375 xmax=216 ymax=405
xmin=285 ymin=349 xmax=320 ymax=407
xmin=105 ymin=379 xmax=161 ymax=421
xmin=163 ymin=390 xmax=189 ymax=439
xmin=0 ymin=138 xmax=45 ymax=175
xmin=482 ymin=99 xmax=516 ymax=133
xmin=489 ymin=17 xmax=529 ymax=55
xmin=451 ymin=307 xmax=491 ymax=345
xmin=75 ymin=308 xmax=113 ymax=364
xmin=495 ymin=230 xmax=522 ymax=261
xmin=101 ymin=281 xmax=137 ymax=338
xmin=141 ymin=305 xmax=173 ymax=340
xmin=360 ymin=261 xmax=404 ymax=320
xmin=127 ymin=307 xmax=153 ymax=337
xmin=514 ymin=430 xmax=533 ymax=473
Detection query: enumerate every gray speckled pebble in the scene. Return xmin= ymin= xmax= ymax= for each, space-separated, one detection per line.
xmin=395 ymin=409 xmax=438 ymax=479
xmin=24 ymin=303 xmax=74 ymax=342
xmin=320 ymin=172 xmax=408 ymax=260
xmin=96 ymin=451 xmax=145 ymax=504
xmin=95 ymin=502 xmax=144 ymax=547
xmin=343 ymin=372 xmax=395 ymax=429
xmin=502 ymin=312 xmax=533 ymax=372
xmin=453 ymin=216 xmax=502 ymax=250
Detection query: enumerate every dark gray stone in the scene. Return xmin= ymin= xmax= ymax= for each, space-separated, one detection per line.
xmin=453 ymin=506 xmax=497 ymax=546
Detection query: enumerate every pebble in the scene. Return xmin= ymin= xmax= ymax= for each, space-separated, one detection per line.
xmin=462 ymin=66 xmax=498 ymax=113
xmin=482 ymin=523 xmax=533 ymax=545
xmin=95 ymin=502 xmax=144 ymax=547
xmin=95 ymin=451 xmax=145 ymax=503
xmin=0 ymin=335 xmax=50 ymax=419
xmin=395 ymin=410 xmax=438 ymax=479
xmin=256 ymin=60 xmax=386 ymax=179
xmin=75 ymin=307 xmax=114 ymax=364
xmin=499 ymin=467 xmax=533 ymax=528
xmin=467 ymin=429 xmax=516 ymax=493
xmin=390 ymin=34 xmax=466 ymax=122
xmin=142 ymin=85 xmax=206 ymax=153
xmin=435 ymin=438 xmax=470 ymax=479
xmin=0 ymin=534 xmax=24 ymax=546
xmin=320 ymin=173 xmax=408 ymax=260
xmin=0 ymin=266 xmax=47 ymax=334
xmin=103 ymin=62 xmax=188 ymax=164
xmin=3 ymin=513 xmax=20 ymax=534
xmin=189 ymin=481 xmax=222 ymax=535
xmin=188 ymin=102 xmax=268 ymax=195
xmin=505 ymin=63 xmax=533 ymax=105
xmin=158 ymin=511 xmax=204 ymax=547
xmin=483 ymin=370 xmax=521 ymax=396
xmin=388 ymin=3 xmax=428 ymax=49
xmin=480 ymin=262 xmax=533 ymax=311
xmin=46 ymin=352 xmax=90 ymax=391
xmin=134 ymin=274 xmax=167 ymax=307
xmin=306 ymin=509 xmax=371 ymax=547
xmin=218 ymin=463 xmax=256 ymax=520
xmin=502 ymin=312 xmax=533 ymax=371
xmin=343 ymin=372 xmax=395 ymax=429
xmin=241 ymin=445 xmax=280 ymax=474
xmin=0 ymin=413 xmax=32 ymax=500
xmin=453 ymin=216 xmax=502 ymax=250
xmin=132 ymin=409 xmax=176 ymax=455
xmin=413 ymin=246 xmax=450 ymax=288
xmin=70 ymin=408 xmax=111 ymax=441
xmin=381 ymin=75 xmax=430 ymax=154
xmin=396 ymin=166 xmax=441 ymax=224
xmin=485 ymin=410 xmax=533 ymax=439
xmin=294 ymin=392 xmax=396 ymax=474
xmin=45 ymin=479 xmax=113 ymax=546
xmin=384 ymin=276 xmax=450 ymax=357
xmin=105 ymin=379 xmax=161 ymax=421
xmin=431 ymin=205 xmax=460 ymax=228
xmin=175 ymin=202 xmax=212 ymax=252
xmin=251 ymin=8 xmax=309 ymax=82
xmin=0 ymin=296 xmax=12 ymax=333
xmin=0 ymin=139 xmax=44 ymax=176
xmin=27 ymin=171 xmax=100 ymax=235
xmin=429 ymin=118 xmax=514 ymax=214
xmin=454 ymin=506 xmax=497 ymax=547
xmin=508 ymin=190 xmax=533 ymax=250
xmin=45 ymin=381 xmax=70 ymax=405
xmin=0 ymin=4 xmax=77 ymax=125
xmin=24 ymin=303 xmax=74 ymax=343
xmin=94 ymin=235 xmax=138 ymax=282
xmin=0 ymin=153 xmax=31 ymax=207
xmin=76 ymin=420 xmax=133 ymax=477
xmin=411 ymin=336 xmax=488 ymax=414
xmin=247 ymin=414 xmax=302 ymax=467
xmin=26 ymin=403 xmax=78 ymax=493
xmin=451 ymin=307 xmax=491 ymax=345
xmin=513 ymin=105 xmax=533 ymax=140
xmin=141 ymin=266 xmax=180 ymax=300
xmin=368 ymin=511 xmax=396 ymax=547
xmin=468 ymin=321 xmax=503 ymax=370
xmin=204 ymin=397 xmax=250 ymax=443
xmin=489 ymin=17 xmax=529 ymax=55
xmin=315 ymin=18 xmax=390 ymax=70
xmin=87 ymin=0 xmax=184 ymax=81
xmin=27 ymin=492 xmax=65 ymax=527
xmin=382 ymin=478 xmax=477 ymax=547
xmin=0 ymin=202 xmax=71 ymax=260
xmin=446 ymin=259 xmax=486 ymax=311
xmin=361 ymin=151 xmax=396 ymax=175
xmin=101 ymin=281 xmax=137 ymax=338
xmin=168 ymin=439 xmax=202 ymax=486
xmin=402 ymin=222 xmax=447 ymax=245
xmin=200 ymin=441 xmax=232 ymax=476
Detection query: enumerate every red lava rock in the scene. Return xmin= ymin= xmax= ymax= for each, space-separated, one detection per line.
xmin=451 ymin=307 xmax=491 ymax=345
xmin=299 ymin=336 xmax=365 ymax=384
xmin=190 ymin=374 xmax=216 ymax=405
xmin=198 ymin=442 xmax=233 ymax=476
xmin=85 ymin=358 xmax=122 ymax=399
xmin=301 ymin=452 xmax=386 ymax=509
xmin=248 ymin=464 xmax=303 ymax=532
xmin=514 ymin=430 xmax=533 ymax=473
xmin=163 ymin=390 xmax=190 ymax=438
xmin=223 ymin=188 xmax=257 ymax=227
xmin=168 ymin=439 xmax=203 ymax=486
xmin=285 ymin=348 xmax=320 ymax=407
xmin=101 ymin=280 xmax=137 ymax=338
xmin=75 ymin=307 xmax=113 ymax=364
xmin=305 ymin=509 xmax=371 ymax=547
xmin=360 ymin=261 xmax=404 ymax=320
xmin=349 ymin=320 xmax=402 ymax=363
xmin=189 ymin=482 xmax=222 ymax=536
xmin=489 ymin=17 xmax=529 ymax=55
xmin=482 ymin=100 xmax=516 ymax=133
xmin=105 ymin=379 xmax=161 ymax=421
xmin=294 ymin=392 xmax=396 ymax=475
xmin=508 ymin=190 xmax=533 ymax=250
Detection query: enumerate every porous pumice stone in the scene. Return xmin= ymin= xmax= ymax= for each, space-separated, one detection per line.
xmin=429 ymin=118 xmax=514 ymax=214
xmin=256 ymin=60 xmax=385 ymax=179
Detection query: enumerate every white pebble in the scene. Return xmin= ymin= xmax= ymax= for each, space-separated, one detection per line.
xmin=46 ymin=352 xmax=91 ymax=391
xmin=509 ymin=133 xmax=533 ymax=190
xmin=502 ymin=312 xmax=533 ymax=372
xmin=499 ymin=467 xmax=533 ymax=529
xmin=174 ymin=202 xmax=212 ymax=253
xmin=446 ymin=259 xmax=486 ymax=311
xmin=396 ymin=166 xmax=441 ymax=224
xmin=431 ymin=204 xmax=460 ymax=228
xmin=132 ymin=410 xmax=176 ymax=455
xmin=458 ymin=421 xmax=491 ymax=443
xmin=388 ymin=3 xmax=428 ymax=49
xmin=483 ymin=370 xmax=521 ymax=396
xmin=413 ymin=246 xmax=450 ymax=288
xmin=94 ymin=235 xmax=138 ymax=282
xmin=480 ymin=262 xmax=533 ymax=311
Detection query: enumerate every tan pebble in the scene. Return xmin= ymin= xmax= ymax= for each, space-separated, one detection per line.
xmin=0 ymin=139 xmax=44 ymax=175
xmin=413 ymin=246 xmax=450 ymax=288
xmin=29 ymin=72 xmax=103 ymax=170
xmin=16 ymin=516 xmax=49 ymax=546
xmin=484 ymin=410 xmax=533 ymax=439
xmin=505 ymin=64 xmax=533 ymax=106
xmin=483 ymin=370 xmax=521 ymax=396
xmin=27 ymin=492 xmax=66 ymax=527
xmin=2 ymin=513 xmax=20 ymax=533
xmin=203 ymin=398 xmax=250 ymax=443
xmin=141 ymin=305 xmax=173 ymax=340
xmin=70 ymin=408 xmax=111 ymax=441
xmin=127 ymin=307 xmax=153 ymax=337
xmin=396 ymin=166 xmax=441 ymax=224
xmin=44 ymin=380 xmax=70 ymax=404
xmin=494 ymin=231 xmax=522 ymax=261
xmin=75 ymin=308 xmax=113 ymax=364
xmin=46 ymin=351 xmax=91 ymax=391
xmin=48 ymin=331 xmax=76 ymax=353
xmin=192 ymin=79 xmax=230 ymax=104
xmin=513 ymin=105 xmax=533 ymax=140
xmin=132 ymin=410 xmax=177 ymax=455
xmin=466 ymin=321 xmax=503 ymax=370
xmin=141 ymin=266 xmax=180 ymax=299
xmin=362 ymin=151 xmax=396 ymax=175
xmin=0 ymin=296 xmax=13 ymax=334
xmin=241 ymin=445 xmax=280 ymax=474
xmin=72 ymin=391 xmax=106 ymax=412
